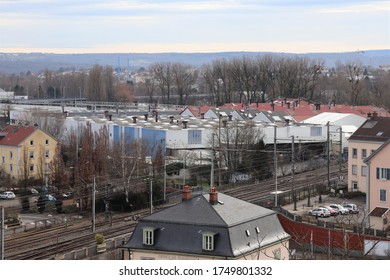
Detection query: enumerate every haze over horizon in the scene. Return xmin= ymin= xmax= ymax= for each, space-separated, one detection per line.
xmin=1 ymin=1 xmax=389 ymax=54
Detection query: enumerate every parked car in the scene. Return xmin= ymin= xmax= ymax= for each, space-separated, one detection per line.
xmin=0 ymin=191 xmax=16 ymax=200
xmin=329 ymin=204 xmax=349 ymax=215
xmin=30 ymin=188 xmax=39 ymax=194
xmin=319 ymin=205 xmax=338 ymax=216
xmin=62 ymin=192 xmax=73 ymax=199
xmin=343 ymin=203 xmax=359 ymax=214
xmin=308 ymin=208 xmax=331 ymax=218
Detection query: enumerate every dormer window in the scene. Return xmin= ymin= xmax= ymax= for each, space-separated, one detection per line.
xmin=142 ymin=227 xmax=156 ymax=246
xmin=202 ymin=232 xmax=216 ymax=251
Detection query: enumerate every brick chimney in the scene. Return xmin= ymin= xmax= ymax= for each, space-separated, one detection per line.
xmin=367 ymin=112 xmax=372 ymax=119
xmin=182 ymin=185 xmax=192 ymax=201
xmin=373 ymin=111 xmax=378 ymax=118
xmin=209 ymin=187 xmax=218 ymax=205
xmin=200 ymin=113 xmax=205 ymax=119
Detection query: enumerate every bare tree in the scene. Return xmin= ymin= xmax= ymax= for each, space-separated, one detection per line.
xmin=172 ymin=63 xmax=198 ymax=105
xmin=150 ymin=62 xmax=174 ymax=104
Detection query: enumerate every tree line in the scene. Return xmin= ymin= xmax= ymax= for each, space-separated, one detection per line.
xmin=0 ymin=54 xmax=389 ymax=109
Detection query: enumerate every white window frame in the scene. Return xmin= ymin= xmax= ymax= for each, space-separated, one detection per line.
xmin=352 ymin=165 xmax=358 ymax=175
xmin=352 ymin=181 xmax=358 ymax=191
xmin=202 ymin=233 xmax=215 ymax=251
xmin=377 ymin=168 xmax=390 ymax=180
xmin=362 ymin=149 xmax=367 ymax=159
xmin=361 ymin=166 xmax=367 ymax=177
xmin=142 ymin=228 xmax=155 ymax=245
xmin=352 ymin=148 xmax=357 ymax=159
xmin=380 ymin=189 xmax=387 ymax=202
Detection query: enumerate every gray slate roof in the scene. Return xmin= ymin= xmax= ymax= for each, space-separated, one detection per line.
xmin=124 ymin=193 xmax=289 ymax=258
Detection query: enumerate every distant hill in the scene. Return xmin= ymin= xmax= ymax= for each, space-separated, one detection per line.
xmin=0 ymin=50 xmax=389 ymax=74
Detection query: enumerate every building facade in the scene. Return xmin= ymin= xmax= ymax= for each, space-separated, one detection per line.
xmin=364 ymin=139 xmax=390 ymax=230
xmin=347 ymin=114 xmax=390 ymax=193
xmin=0 ymin=124 xmax=57 ymax=181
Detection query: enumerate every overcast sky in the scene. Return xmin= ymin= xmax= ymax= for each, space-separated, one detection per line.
xmin=1 ymin=0 xmax=389 ymax=54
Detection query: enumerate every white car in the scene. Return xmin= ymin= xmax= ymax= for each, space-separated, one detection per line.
xmin=343 ymin=204 xmax=359 ymax=214
xmin=308 ymin=208 xmax=331 ymax=218
xmin=0 ymin=191 xmax=16 ymax=199
xmin=329 ymin=204 xmax=349 ymax=215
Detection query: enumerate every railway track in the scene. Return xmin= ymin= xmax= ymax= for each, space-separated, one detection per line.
xmin=4 ymin=209 xmax=150 ymax=260
xmin=223 ymin=163 xmax=347 ymax=202
xmin=4 ymin=164 xmax=347 ymax=259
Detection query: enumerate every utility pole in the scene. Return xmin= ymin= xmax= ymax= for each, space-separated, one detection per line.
xmin=1 ymin=206 xmax=4 ymax=260
xmin=150 ymin=179 xmax=153 ymax=214
xmin=92 ymin=176 xmax=96 ymax=233
xmin=291 ymin=136 xmax=296 ymax=211
xmin=339 ymin=127 xmax=343 ymax=172
xmin=218 ymin=114 xmax=222 ymax=187
xmin=327 ymin=122 xmax=330 ymax=190
xmin=274 ymin=125 xmax=278 ymax=207
xmin=210 ymin=133 xmax=215 ymax=191
xmin=163 ymin=151 xmax=167 ymax=201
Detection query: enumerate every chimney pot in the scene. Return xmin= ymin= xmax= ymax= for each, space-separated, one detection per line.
xmin=132 ymin=116 xmax=137 ymax=123
xmin=182 ymin=185 xmax=192 ymax=201
xmin=209 ymin=187 xmax=218 ymax=205
xmin=222 ymin=119 xmax=227 ymax=127
xmin=228 ymin=114 xmax=233 ymax=121
xmin=108 ymin=114 xmax=112 ymax=121
xmin=144 ymin=114 xmax=148 ymax=121
xmin=201 ymin=113 xmax=205 ymax=119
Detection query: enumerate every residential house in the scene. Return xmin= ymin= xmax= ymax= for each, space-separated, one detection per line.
xmin=0 ymin=124 xmax=58 ymax=181
xmin=363 ymin=139 xmax=390 ymax=230
xmin=347 ymin=114 xmax=390 ymax=194
xmin=123 ymin=186 xmax=290 ymax=260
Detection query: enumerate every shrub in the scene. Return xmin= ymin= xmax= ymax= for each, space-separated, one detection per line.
xmin=95 ymin=233 xmax=105 ymax=244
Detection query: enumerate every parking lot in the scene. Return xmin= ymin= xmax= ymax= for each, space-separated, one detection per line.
xmin=283 ymin=193 xmax=366 ymax=224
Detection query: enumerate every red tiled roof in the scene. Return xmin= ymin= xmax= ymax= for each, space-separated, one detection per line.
xmin=0 ymin=125 xmax=37 ymax=146
xmin=181 ymin=105 xmax=211 ymax=117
